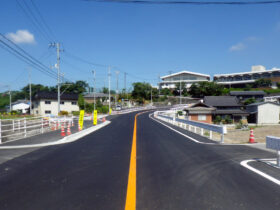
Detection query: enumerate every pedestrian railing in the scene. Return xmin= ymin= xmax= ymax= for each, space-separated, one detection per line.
xmin=0 ymin=116 xmax=74 ymax=144
xmin=266 ymin=136 xmax=280 ymax=167
xmin=154 ymin=111 xmax=227 ymax=143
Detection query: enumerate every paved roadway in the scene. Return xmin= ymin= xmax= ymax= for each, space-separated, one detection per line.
xmin=0 ymin=111 xmax=280 ymax=209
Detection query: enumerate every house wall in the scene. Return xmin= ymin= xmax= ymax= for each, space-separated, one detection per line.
xmin=257 ymin=103 xmax=280 ymax=124
xmin=33 ymin=99 xmax=79 ymax=116
xmin=12 ymin=103 xmax=30 ymax=114
xmin=189 ymin=114 xmax=212 ymax=124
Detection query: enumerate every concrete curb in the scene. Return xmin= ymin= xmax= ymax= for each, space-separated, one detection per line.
xmin=0 ymin=121 xmax=111 ymax=149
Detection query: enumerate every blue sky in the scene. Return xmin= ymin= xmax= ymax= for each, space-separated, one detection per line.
xmin=1 ymin=0 xmax=280 ymax=92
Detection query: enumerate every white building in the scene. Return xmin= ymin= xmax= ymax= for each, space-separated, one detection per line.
xmin=214 ymin=65 xmax=280 ymax=88
xmin=246 ymin=102 xmax=280 ymax=124
xmin=11 ymin=100 xmax=30 ymax=114
xmin=33 ymin=92 xmax=79 ymax=116
xmin=159 ymin=71 xmax=210 ymax=90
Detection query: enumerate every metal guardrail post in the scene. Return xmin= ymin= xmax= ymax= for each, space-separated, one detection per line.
xmin=18 ymin=120 xmax=20 ymax=131
xmin=220 ymin=128 xmax=225 ymax=143
xmin=24 ymin=118 xmax=27 ymax=137
xmin=12 ymin=120 xmax=14 ymax=132
xmin=0 ymin=119 xmax=2 ymax=144
xmin=201 ymin=128 xmax=204 ymax=136
xmin=209 ymin=131 xmax=213 ymax=139
xmin=41 ymin=118 xmax=44 ymax=133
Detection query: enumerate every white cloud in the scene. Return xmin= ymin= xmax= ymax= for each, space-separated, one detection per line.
xmin=6 ymin=30 xmax=35 ymax=44
xmin=229 ymin=42 xmax=245 ymax=52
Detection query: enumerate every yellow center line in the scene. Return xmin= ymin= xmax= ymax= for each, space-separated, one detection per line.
xmin=125 ymin=114 xmax=138 ymax=210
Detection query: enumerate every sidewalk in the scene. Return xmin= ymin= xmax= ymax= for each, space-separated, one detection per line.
xmin=0 ymin=118 xmax=102 ymax=147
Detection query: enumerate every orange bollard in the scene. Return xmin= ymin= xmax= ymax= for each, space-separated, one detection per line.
xmin=61 ymin=123 xmax=65 ymax=137
xmin=249 ymin=128 xmax=255 ymax=143
xmin=67 ymin=122 xmax=71 ymax=135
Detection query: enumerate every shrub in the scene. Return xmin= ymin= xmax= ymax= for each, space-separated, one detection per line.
xmin=244 ymin=98 xmax=256 ymax=105
xmin=177 ymin=111 xmax=183 ymax=116
xmin=72 ymin=111 xmax=80 ymax=116
xmin=235 ymin=121 xmax=243 ymax=129
xmin=224 ymin=115 xmax=233 ymax=124
xmin=59 ymin=111 xmax=68 ymax=116
xmin=213 ymin=115 xmax=222 ymax=124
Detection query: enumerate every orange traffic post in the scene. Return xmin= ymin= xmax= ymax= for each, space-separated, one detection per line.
xmin=67 ymin=122 xmax=71 ymax=135
xmin=61 ymin=122 xmax=65 ymax=137
xmin=249 ymin=128 xmax=255 ymax=143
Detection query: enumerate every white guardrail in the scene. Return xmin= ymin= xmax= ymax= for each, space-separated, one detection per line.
xmin=266 ymin=136 xmax=280 ymax=167
xmin=154 ymin=111 xmax=227 ymax=143
xmin=0 ymin=116 xmax=74 ymax=144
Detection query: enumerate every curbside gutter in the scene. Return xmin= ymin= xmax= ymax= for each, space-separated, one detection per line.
xmin=0 ymin=121 xmax=111 ymax=149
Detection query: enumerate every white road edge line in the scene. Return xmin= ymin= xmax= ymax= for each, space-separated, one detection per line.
xmin=148 ymin=113 xmax=214 ymax=145
xmin=240 ymin=159 xmax=280 ymax=186
xmin=149 ymin=113 xmax=280 ymax=186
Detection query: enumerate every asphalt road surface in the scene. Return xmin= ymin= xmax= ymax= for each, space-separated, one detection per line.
xmin=0 ymin=111 xmax=280 ymax=210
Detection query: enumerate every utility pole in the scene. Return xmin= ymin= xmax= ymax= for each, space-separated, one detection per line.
xmin=151 ymin=85 xmax=153 ymax=105
xmin=108 ymin=66 xmax=111 ymax=113
xmin=29 ymin=68 xmax=32 ymax=115
xmin=180 ymin=78 xmax=182 ymax=105
xmin=124 ymin=72 xmax=127 ymax=100
xmin=115 ymin=71 xmax=119 ymax=105
xmin=92 ymin=70 xmax=96 ymax=111
xmin=158 ymin=74 xmax=161 ymax=95
xmin=9 ymin=86 xmax=11 ymax=112
xmin=50 ymin=42 xmax=61 ymax=115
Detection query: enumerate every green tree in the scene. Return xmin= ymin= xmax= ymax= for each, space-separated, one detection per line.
xmin=173 ymin=82 xmax=187 ymax=96
xmin=253 ymin=79 xmax=272 ymax=88
xmin=189 ymin=82 xmax=223 ymax=98
xmin=160 ymin=88 xmax=172 ymax=96
xmin=243 ymin=98 xmax=256 ymax=105
xmin=78 ymin=94 xmax=85 ymax=110
xmin=131 ymin=82 xmax=153 ymax=103
xmin=277 ymin=82 xmax=280 ymax=89
xmin=101 ymin=87 xmax=109 ymax=94
xmin=60 ymin=80 xmax=89 ymax=94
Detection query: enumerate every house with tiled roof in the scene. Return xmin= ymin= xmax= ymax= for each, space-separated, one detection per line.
xmin=203 ymin=96 xmax=249 ymax=123
xmin=32 ymin=92 xmax=79 ymax=116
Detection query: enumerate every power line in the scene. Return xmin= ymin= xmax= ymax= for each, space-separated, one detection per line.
xmin=30 ymin=0 xmax=57 ymax=41
xmin=15 ymin=0 xmax=51 ymax=42
xmin=83 ymin=0 xmax=280 ymax=5
xmin=0 ymin=40 xmax=57 ymax=80
xmin=0 ymin=34 xmax=57 ymax=77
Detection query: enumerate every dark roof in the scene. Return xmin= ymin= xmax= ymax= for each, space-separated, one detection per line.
xmin=246 ymin=101 xmax=280 ymax=106
xmin=230 ymin=91 xmax=266 ymax=96
xmin=204 ymin=96 xmax=241 ymax=107
xmin=33 ymin=92 xmax=78 ymax=101
xmin=214 ymin=109 xmax=249 ymax=116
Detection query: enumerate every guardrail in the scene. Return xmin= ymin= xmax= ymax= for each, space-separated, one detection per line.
xmin=0 ymin=116 xmax=74 ymax=144
xmin=266 ymin=136 xmax=280 ymax=167
xmin=154 ymin=111 xmax=227 ymax=143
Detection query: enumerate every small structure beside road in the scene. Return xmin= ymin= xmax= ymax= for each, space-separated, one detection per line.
xmin=246 ymin=102 xmax=280 ymax=124
xmin=11 ymin=100 xmax=30 ymax=114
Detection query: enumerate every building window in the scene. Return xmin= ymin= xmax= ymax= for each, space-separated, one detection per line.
xmin=71 ymin=101 xmax=77 ymax=105
xmin=45 ymin=110 xmax=51 ymax=114
xmin=198 ymin=115 xmax=206 ymax=121
xmin=60 ymin=101 xmax=65 ymax=105
xmin=45 ymin=101 xmax=51 ymax=104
